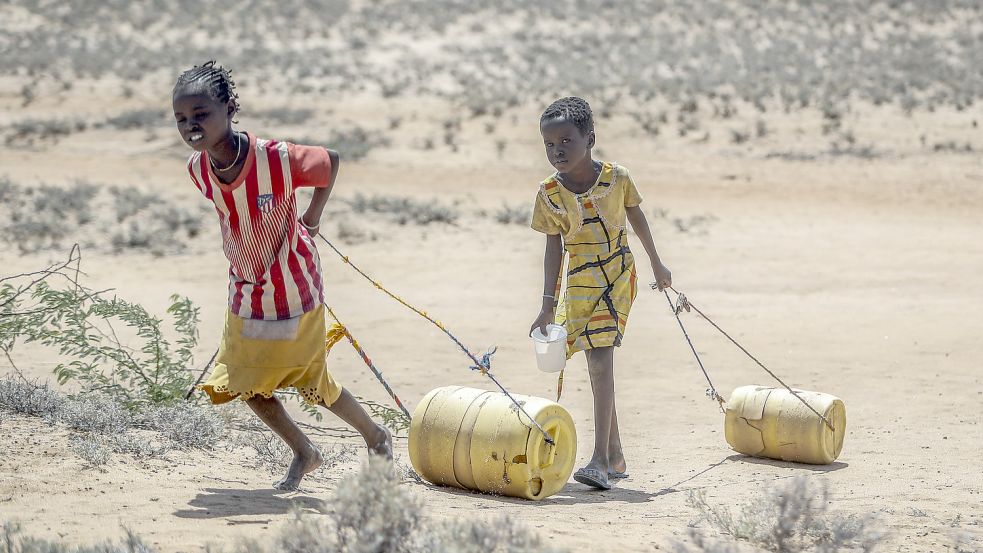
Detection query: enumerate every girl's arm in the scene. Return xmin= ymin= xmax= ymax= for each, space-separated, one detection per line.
xmin=529 ymin=233 xmax=564 ymax=336
xmin=300 ymin=148 xmax=341 ymax=234
xmin=626 ymin=205 xmax=672 ymax=290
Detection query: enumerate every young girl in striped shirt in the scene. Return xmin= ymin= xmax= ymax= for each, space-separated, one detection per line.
xmin=172 ymin=61 xmax=391 ymax=490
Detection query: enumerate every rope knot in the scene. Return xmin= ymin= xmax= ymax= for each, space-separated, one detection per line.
xmin=675 ymin=292 xmax=691 ymax=314
xmin=706 ymin=387 xmax=725 ymax=404
xmin=469 ymin=346 xmax=497 ymax=375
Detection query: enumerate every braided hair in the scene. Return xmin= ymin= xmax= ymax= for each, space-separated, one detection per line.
xmin=173 ymin=61 xmax=240 ymax=121
xmin=540 ymin=96 xmax=594 ymax=136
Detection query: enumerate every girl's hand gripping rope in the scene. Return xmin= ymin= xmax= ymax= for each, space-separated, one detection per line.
xmin=652 ymin=263 xmax=672 ymax=292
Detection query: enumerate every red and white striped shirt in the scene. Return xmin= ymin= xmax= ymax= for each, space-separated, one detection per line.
xmin=187 ymin=133 xmax=332 ymax=320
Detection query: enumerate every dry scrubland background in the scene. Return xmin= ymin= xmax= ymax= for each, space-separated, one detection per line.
xmin=1 ymin=1 xmax=982 ymax=552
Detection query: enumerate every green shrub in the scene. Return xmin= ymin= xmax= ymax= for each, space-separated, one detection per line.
xmin=2 ymin=271 xmax=200 ymax=409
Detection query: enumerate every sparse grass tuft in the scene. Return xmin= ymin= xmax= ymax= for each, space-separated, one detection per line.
xmin=0 ymin=179 xmax=206 ymax=255
xmin=329 ymin=457 xmax=423 ymax=552
xmin=0 ymin=376 xmax=222 ymax=464
xmin=55 ymin=394 xmax=131 ymax=434
xmin=0 ymin=377 xmax=62 ymax=417
xmin=0 ymin=459 xmax=565 ymax=552
xmin=335 ymin=219 xmax=376 ymax=245
xmin=677 ymin=476 xmax=884 ymax=553
xmin=68 ymin=433 xmax=113 ymax=466
xmin=142 ymin=403 xmax=224 ymax=450
xmin=0 ymin=521 xmax=153 ymax=553
xmin=251 ymin=458 xmax=565 ymax=553
xmin=493 ymin=203 xmax=532 ymax=225
xmin=5 ymin=118 xmax=86 ymax=146
xmin=290 ymin=127 xmax=390 ymax=161
xmin=348 ymin=193 xmax=459 ymax=225
xmin=253 ymin=107 xmax=315 ymax=126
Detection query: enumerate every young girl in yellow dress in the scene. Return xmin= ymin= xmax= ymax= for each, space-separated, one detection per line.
xmin=529 ymin=96 xmax=672 ymax=491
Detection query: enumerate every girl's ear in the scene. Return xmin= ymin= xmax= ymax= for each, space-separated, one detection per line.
xmin=226 ymin=99 xmax=238 ymax=117
xmin=587 ymin=130 xmax=596 ymax=149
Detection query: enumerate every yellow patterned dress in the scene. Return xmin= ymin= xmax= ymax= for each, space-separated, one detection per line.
xmin=531 ymin=162 xmax=642 ymax=357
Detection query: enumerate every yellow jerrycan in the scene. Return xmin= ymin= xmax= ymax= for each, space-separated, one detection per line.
xmin=724 ymin=385 xmax=846 ymax=464
xmin=408 ymin=386 xmax=577 ymax=500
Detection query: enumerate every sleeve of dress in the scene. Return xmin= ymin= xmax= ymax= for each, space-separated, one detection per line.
xmin=287 ymin=143 xmax=333 ymax=188
xmin=622 ymin=167 xmax=643 ymax=207
xmin=530 ymin=191 xmax=562 ymax=235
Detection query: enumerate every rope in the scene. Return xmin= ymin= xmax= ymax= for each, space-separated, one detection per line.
xmin=316 ymin=233 xmax=555 ymax=446
xmin=185 ymin=348 xmax=219 ymax=400
xmin=322 ymin=303 xmax=412 ymax=420
xmin=657 ymin=284 xmax=835 ymax=431
xmin=660 ymin=289 xmax=726 ymax=412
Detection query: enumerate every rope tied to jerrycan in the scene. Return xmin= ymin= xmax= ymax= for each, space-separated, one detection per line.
xmin=317 ymin=233 xmax=556 ymax=446
xmin=656 ymin=284 xmax=835 ymax=432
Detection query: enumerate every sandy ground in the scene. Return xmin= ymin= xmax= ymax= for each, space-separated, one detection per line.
xmin=1 ymin=106 xmax=982 ymax=552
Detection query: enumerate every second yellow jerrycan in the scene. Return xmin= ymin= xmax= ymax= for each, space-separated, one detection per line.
xmin=724 ymin=384 xmax=846 ymax=465
xmin=408 ymin=386 xmax=577 ymax=500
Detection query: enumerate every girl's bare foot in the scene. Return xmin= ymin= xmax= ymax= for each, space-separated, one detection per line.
xmin=273 ymin=443 xmax=324 ymax=491
xmin=368 ymin=424 xmax=393 ymax=460
xmin=608 ymin=451 xmax=627 ymax=477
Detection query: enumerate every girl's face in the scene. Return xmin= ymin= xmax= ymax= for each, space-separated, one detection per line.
xmin=540 ymin=117 xmax=594 ymax=173
xmin=172 ymin=89 xmax=235 ymax=152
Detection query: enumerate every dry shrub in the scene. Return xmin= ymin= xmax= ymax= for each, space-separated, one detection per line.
xmin=492 ymin=203 xmax=532 ymax=225
xmin=56 ymin=394 xmax=131 ymax=434
xmin=0 ymin=376 xmax=62 ymax=417
xmin=678 ymin=476 xmax=884 ymax=553
xmin=68 ymin=433 xmax=113 ymax=466
xmin=325 ymin=457 xmax=423 ymax=553
xmin=348 ymin=193 xmax=459 ymax=226
xmin=0 ymin=522 xmax=152 ymax=553
xmin=250 ymin=458 xmax=564 ymax=553
xmin=142 ymin=403 xmax=224 ymax=450
xmin=0 ymin=459 xmax=564 ymax=552
xmin=0 ymin=376 xmax=224 ymax=465
xmin=0 ymin=179 xmax=205 ymax=255
xmin=418 ymin=516 xmax=566 ymax=553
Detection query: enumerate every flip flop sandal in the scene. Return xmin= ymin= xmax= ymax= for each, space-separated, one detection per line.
xmin=608 ymin=470 xmax=629 ymax=479
xmin=573 ymin=467 xmax=611 ymax=490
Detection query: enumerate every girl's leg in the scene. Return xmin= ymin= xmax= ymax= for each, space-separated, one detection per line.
xmin=584 ymin=346 xmax=616 ymax=474
xmin=245 ymin=395 xmax=323 ymax=490
xmin=608 ymin=394 xmax=627 ymax=475
xmin=320 ymin=388 xmax=392 ymax=458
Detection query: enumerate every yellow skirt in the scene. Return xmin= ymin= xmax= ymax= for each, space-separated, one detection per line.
xmin=198 ymin=305 xmax=343 ymax=406
xmin=559 ymin=246 xmax=638 ymax=357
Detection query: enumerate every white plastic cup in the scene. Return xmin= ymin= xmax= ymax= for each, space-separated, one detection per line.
xmin=531 ymin=324 xmax=567 ymax=373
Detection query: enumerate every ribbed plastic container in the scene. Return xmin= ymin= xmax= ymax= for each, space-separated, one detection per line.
xmin=408 ymin=386 xmax=577 ymax=500
xmin=724 ymin=385 xmax=846 ymax=465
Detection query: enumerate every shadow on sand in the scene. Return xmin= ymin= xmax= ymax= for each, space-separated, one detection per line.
xmin=411 ymin=459 xmax=733 ymax=506
xmin=724 ymin=454 xmax=849 ymax=472
xmin=174 ymin=488 xmax=328 ymax=520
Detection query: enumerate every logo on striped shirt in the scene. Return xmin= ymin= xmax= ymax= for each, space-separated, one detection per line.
xmin=256 ymin=194 xmax=275 ymax=214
